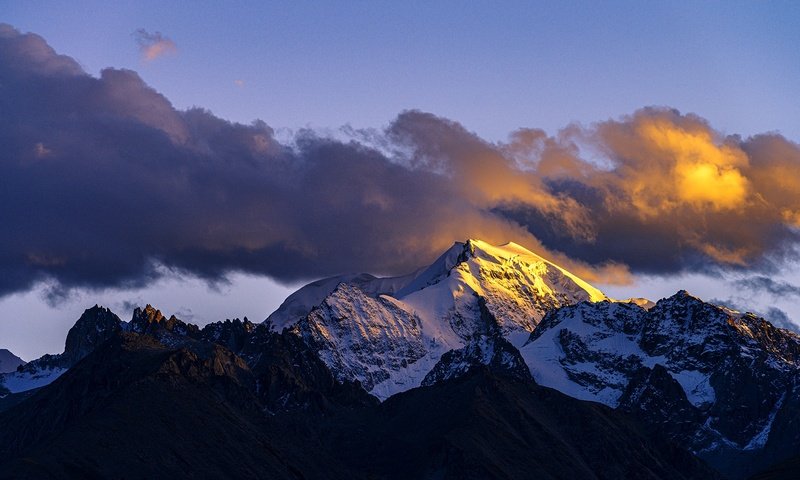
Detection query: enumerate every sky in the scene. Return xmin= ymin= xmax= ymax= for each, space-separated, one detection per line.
xmin=2 ymin=2 xmax=800 ymax=360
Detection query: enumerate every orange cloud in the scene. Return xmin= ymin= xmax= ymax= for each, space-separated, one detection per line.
xmin=638 ymin=119 xmax=749 ymax=212
xmin=133 ymin=29 xmax=177 ymax=62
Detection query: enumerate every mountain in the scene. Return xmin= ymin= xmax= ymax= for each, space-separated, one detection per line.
xmin=0 ymin=331 xmax=356 ymax=479
xmin=0 ymin=305 xmax=121 ymax=397
xmin=518 ymin=291 xmax=800 ymax=478
xmin=1 ymin=240 xmax=608 ymax=400
xmin=0 ymin=325 xmax=717 ymax=479
xmin=4 ymin=238 xmax=800 ymax=477
xmin=0 ymin=350 xmax=24 ymax=374
xmin=285 ymin=239 xmax=607 ymax=398
xmin=323 ymin=368 xmax=717 ymax=480
xmin=752 ymin=453 xmax=800 ymax=480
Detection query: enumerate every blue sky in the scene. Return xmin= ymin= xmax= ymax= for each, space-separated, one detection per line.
xmin=2 ymin=2 xmax=800 ymax=359
xmin=6 ymin=1 xmax=800 ymax=141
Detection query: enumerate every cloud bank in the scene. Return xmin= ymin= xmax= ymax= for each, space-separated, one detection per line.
xmin=2 ymin=24 xmax=800 ymax=298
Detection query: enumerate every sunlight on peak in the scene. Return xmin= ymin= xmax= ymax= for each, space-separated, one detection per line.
xmin=465 ymin=239 xmax=607 ymax=303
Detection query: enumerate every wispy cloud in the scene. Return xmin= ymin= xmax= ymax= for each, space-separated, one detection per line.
xmin=731 ymin=276 xmax=800 ymax=298
xmin=133 ymin=28 xmax=177 ymax=62
xmin=710 ymin=297 xmax=799 ymax=333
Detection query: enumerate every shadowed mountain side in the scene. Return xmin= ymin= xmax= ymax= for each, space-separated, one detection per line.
xmin=320 ymin=369 xmax=720 ymax=480
xmin=751 ymin=453 xmax=800 ymax=480
xmin=0 ymin=331 xmax=718 ymax=479
xmin=0 ymin=333 xmax=357 ymax=480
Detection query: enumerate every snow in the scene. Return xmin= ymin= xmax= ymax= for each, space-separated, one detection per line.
xmin=370 ymin=349 xmax=445 ymax=400
xmin=669 ymin=369 xmax=715 ymax=407
xmin=267 ymin=271 xmax=418 ymax=330
xmin=283 ymin=239 xmax=610 ymax=400
xmin=744 ymin=393 xmax=784 ymax=450
xmin=0 ymin=367 xmax=66 ymax=394
xmin=518 ymin=300 xmax=723 ymax=409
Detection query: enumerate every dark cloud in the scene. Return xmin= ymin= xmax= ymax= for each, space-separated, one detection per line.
xmin=0 ymin=24 xmax=562 ymax=297
xmin=500 ymin=108 xmax=800 ymax=275
xmin=121 ymin=300 xmax=142 ymax=314
xmin=731 ymin=276 xmax=800 ymax=299
xmin=2 ymin=24 xmax=800 ymax=299
xmin=763 ymin=307 xmax=799 ymax=332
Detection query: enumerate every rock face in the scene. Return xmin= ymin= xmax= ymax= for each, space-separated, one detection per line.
xmin=421 ymin=334 xmax=532 ymax=386
xmin=62 ymin=305 xmax=123 ymax=365
xmin=291 ymin=283 xmax=427 ymax=393
xmin=518 ymin=291 xmax=800 ymax=478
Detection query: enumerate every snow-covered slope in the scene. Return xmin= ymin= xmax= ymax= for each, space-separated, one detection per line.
xmin=267 ymin=272 xmax=420 ymax=331
xmin=397 ymin=240 xmax=606 ymax=346
xmin=291 ymin=283 xmax=429 ymax=398
xmin=518 ymin=290 xmax=800 ymax=458
xmin=282 ymin=239 xmax=608 ymax=398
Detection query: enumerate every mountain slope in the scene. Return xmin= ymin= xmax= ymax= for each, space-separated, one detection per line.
xmin=518 ymin=291 xmax=800 ymax=478
xmin=0 ymin=332 xmax=360 ymax=480
xmin=285 ymin=239 xmax=609 ymax=398
xmin=323 ymin=369 xmax=718 ymax=480
xmin=0 ymin=326 xmax=719 ymax=480
xmin=0 ymin=350 xmax=24 ymax=374
xmin=0 ymin=305 xmax=121 ymax=396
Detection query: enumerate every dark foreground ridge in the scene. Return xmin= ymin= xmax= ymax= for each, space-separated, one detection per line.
xmin=0 ymin=311 xmax=718 ymax=480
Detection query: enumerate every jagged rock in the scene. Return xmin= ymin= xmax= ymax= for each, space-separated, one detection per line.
xmin=130 ymin=304 xmax=200 ymax=339
xmin=619 ymin=364 xmax=706 ymax=445
xmin=421 ymin=334 xmax=531 ymax=386
xmin=62 ymin=305 xmax=122 ymax=365
xmin=0 ymin=335 xmax=719 ymax=480
xmin=200 ymin=317 xmax=255 ymax=352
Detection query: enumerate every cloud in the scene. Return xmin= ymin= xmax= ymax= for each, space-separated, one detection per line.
xmin=500 ymin=108 xmax=800 ymax=274
xmin=710 ymin=298 xmax=799 ymax=333
xmin=731 ymin=276 xmax=800 ymax=299
xmin=1 ymin=25 xmax=800 ymax=299
xmin=133 ymin=29 xmax=177 ymax=62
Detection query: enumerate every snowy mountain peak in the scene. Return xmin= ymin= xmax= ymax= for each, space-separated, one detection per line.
xmin=393 ymin=239 xmax=607 ymax=341
xmin=460 ymin=239 xmax=607 ymax=302
xmin=280 ymin=239 xmax=610 ymax=398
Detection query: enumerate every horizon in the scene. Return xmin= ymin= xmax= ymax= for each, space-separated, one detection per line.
xmin=2 ymin=3 xmax=800 ymax=360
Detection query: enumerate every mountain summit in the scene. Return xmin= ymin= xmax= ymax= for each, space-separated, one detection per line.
xmin=0 ymin=350 xmax=24 ymax=375
xmin=275 ymin=239 xmax=608 ymax=398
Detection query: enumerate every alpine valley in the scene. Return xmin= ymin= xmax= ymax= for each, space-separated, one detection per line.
xmin=1 ymin=240 xmax=798 ymax=479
